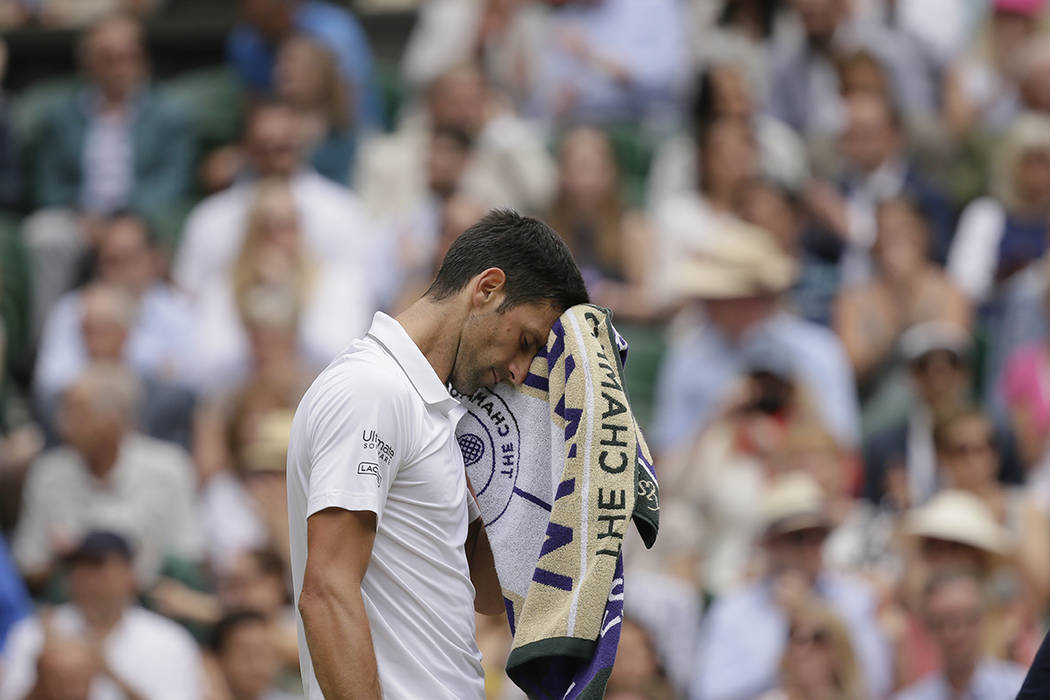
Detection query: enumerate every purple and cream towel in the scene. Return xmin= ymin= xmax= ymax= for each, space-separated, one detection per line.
xmin=455 ymin=305 xmax=660 ymax=699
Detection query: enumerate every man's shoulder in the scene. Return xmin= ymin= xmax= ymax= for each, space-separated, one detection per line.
xmin=304 ymin=344 xmax=415 ymax=414
xmin=122 ymin=606 xmax=200 ymax=654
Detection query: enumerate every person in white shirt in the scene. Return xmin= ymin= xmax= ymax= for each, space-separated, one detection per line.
xmin=287 ymin=210 xmax=589 ymax=699
xmin=0 ymin=531 xmax=204 ymax=700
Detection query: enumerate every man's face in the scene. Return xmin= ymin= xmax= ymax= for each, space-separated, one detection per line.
xmin=59 ymin=384 xmax=124 ymax=456
xmin=703 ymin=295 xmax=776 ymax=341
xmin=245 ymin=108 xmax=302 ymax=178
xmin=429 ymin=68 xmax=487 ymax=135
xmin=80 ymin=292 xmax=130 ymax=362
xmin=925 ymin=577 xmax=984 ymax=671
xmin=450 ymin=298 xmax=561 ymax=395
xmin=910 ymin=350 xmax=967 ymax=409
xmin=83 ymin=18 xmax=147 ymax=102
xmin=841 ymin=94 xmax=898 ymax=173
xmin=938 ymin=416 xmax=998 ymax=494
xmin=219 ymin=621 xmax=280 ymax=699
xmin=69 ymin=554 xmax=136 ymax=617
xmin=792 ymin=0 xmax=844 ymax=41
xmin=98 ymin=219 xmax=156 ymax=295
xmin=765 ymin=526 xmax=828 ymax=583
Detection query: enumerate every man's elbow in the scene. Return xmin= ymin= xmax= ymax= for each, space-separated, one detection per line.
xmin=475 ymin=596 xmax=506 ymax=617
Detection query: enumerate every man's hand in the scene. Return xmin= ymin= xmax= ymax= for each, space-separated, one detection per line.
xmin=299 ymin=508 xmax=381 ymax=699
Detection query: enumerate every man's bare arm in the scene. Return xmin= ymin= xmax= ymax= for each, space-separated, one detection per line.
xmin=466 ymin=517 xmax=504 ymax=615
xmin=299 ymin=508 xmax=381 ymax=699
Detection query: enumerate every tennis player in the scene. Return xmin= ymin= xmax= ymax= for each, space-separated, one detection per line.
xmin=287 ymin=210 xmax=588 ymax=699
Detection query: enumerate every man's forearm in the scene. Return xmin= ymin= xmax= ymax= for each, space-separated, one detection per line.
xmin=300 ymin=585 xmax=381 ymax=699
xmin=466 ymin=518 xmax=504 ymax=615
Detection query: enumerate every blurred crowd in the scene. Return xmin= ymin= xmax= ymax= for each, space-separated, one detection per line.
xmin=1 ymin=0 xmax=1050 ymax=698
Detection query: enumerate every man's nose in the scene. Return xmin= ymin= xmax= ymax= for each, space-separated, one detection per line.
xmin=508 ymin=357 xmax=531 ymax=386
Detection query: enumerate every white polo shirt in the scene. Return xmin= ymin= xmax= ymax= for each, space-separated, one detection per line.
xmin=287 ymin=312 xmax=485 ymax=700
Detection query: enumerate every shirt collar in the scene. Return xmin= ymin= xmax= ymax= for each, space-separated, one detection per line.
xmin=366 ymin=312 xmax=461 ymax=415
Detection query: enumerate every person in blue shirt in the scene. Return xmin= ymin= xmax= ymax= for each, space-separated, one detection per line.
xmin=0 ymin=534 xmax=30 ymax=651
xmin=228 ymin=0 xmax=381 ymax=129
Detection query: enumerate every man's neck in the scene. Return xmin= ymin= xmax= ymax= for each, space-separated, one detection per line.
xmin=81 ymin=603 xmax=126 ymax=638
xmin=84 ymin=439 xmax=122 ymax=480
xmin=945 ymin=660 xmax=977 ymax=695
xmin=396 ymin=297 xmax=468 ymax=385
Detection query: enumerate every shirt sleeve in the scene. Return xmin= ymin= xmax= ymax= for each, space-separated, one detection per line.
xmin=304 ymin=367 xmax=411 ymax=524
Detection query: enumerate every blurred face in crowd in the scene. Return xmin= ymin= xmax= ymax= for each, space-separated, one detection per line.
xmin=838 ymin=53 xmax=889 ymax=97
xmin=82 ymin=16 xmax=147 ymax=103
xmin=938 ymin=414 xmax=998 ymax=494
xmin=245 ymin=106 xmax=303 ymax=178
xmin=920 ymin=537 xmax=988 ymax=577
xmin=218 ymin=619 xmax=281 ymax=700
xmin=994 ymin=11 xmax=1038 ymax=69
xmin=792 ymin=0 xmax=845 ymax=42
xmin=59 ymin=379 xmax=127 ymax=459
xmin=97 ymin=217 xmax=157 ymax=296
xmin=925 ymin=576 xmax=985 ymax=676
xmin=765 ymin=526 xmax=828 ymax=584
xmin=427 ymin=130 xmax=471 ymax=199
xmin=219 ymin=552 xmax=288 ymax=616
xmin=609 ymin=619 xmax=661 ymax=688
xmin=873 ymin=200 xmax=927 ymax=280
xmin=435 ymin=195 xmax=485 ymax=265
xmin=701 ymin=119 xmax=757 ymax=198
xmin=788 ymin=445 xmax=845 ymax=500
xmin=239 ymin=0 xmax=296 ymax=40
xmin=1013 ymin=146 xmax=1050 ymax=211
xmin=33 ymin=637 xmax=96 ymax=700
xmin=841 ymin=92 xmax=899 ymax=173
xmin=247 ymin=188 xmax=303 ymax=284
xmin=710 ymin=64 xmax=753 ymax=120
xmin=559 ymin=127 xmax=618 ymax=213
xmin=703 ymin=295 xmax=776 ymax=341
xmin=910 ymin=350 xmax=969 ymax=411
xmin=1020 ymin=54 xmax=1050 ymax=112
xmin=79 ymin=286 xmax=133 ymax=363
xmin=69 ymin=553 xmax=137 ymax=622
xmin=783 ymin=619 xmax=837 ymax=694
xmin=735 ymin=181 xmax=802 ymax=254
xmin=429 ymin=65 xmax=487 ymax=136
xmin=274 ymin=36 xmax=328 ymax=107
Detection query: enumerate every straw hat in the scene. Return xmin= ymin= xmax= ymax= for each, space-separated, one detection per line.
xmin=903 ymin=490 xmax=1014 ymax=556
xmin=761 ymin=472 xmax=831 ymax=538
xmin=669 ymin=219 xmax=797 ymax=300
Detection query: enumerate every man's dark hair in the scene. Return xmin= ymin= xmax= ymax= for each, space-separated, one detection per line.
xmin=426 ymin=209 xmax=588 ymax=311
xmin=211 ymin=609 xmax=269 ymax=654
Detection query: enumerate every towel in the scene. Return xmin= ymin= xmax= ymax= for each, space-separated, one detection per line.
xmin=455 ymin=305 xmax=660 ymax=699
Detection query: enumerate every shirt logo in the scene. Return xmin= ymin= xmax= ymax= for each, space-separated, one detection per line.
xmin=362 ymin=430 xmax=395 ymax=463
xmin=357 ymin=462 xmax=382 ymax=486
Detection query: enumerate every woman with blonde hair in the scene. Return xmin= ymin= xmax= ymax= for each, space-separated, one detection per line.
xmin=189 ymin=178 xmax=374 ymax=396
xmin=760 ymin=598 xmax=868 ymax=700
xmin=274 ymin=35 xmax=357 ymax=184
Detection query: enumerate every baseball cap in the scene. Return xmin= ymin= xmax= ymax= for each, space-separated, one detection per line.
xmin=65 ymin=531 xmax=134 ymax=564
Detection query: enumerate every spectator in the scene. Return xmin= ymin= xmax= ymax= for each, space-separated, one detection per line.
xmin=689 ymin=0 xmax=781 ymax=101
xmin=765 ymin=0 xmax=937 ymax=137
xmin=355 ymin=62 xmax=557 ymax=218
xmin=11 ymin=364 xmax=202 ymax=588
xmin=805 ymin=91 xmax=955 ymax=279
xmin=400 ymin=0 xmax=544 ymax=104
xmin=546 ymin=126 xmax=659 ymax=321
xmin=651 ymin=218 xmax=859 ymax=456
xmin=758 ymin=597 xmax=868 ymax=700
xmin=893 ymin=571 xmax=1026 ymax=700
xmin=523 ymin=0 xmax=687 ymax=125
xmin=174 ymin=101 xmax=380 ymax=305
xmin=864 ymin=321 xmax=975 ymax=507
xmin=33 ymin=213 xmax=194 ymax=400
xmin=210 ymin=610 xmax=301 ymax=700
xmin=23 ymin=13 xmax=193 ymax=337
xmin=0 ymin=39 xmax=18 ymax=210
xmin=0 ymin=535 xmax=29 ymax=650
xmin=652 ymin=117 xmax=759 ymax=302
xmin=0 ymin=531 xmax=203 ymax=700
xmin=942 ymin=0 xmax=1043 ymax=137
xmin=28 ymin=0 xmax=165 ymax=28
xmin=932 ymin=406 xmax=1050 ymax=601
xmin=228 ymin=0 xmax=379 ymax=128
xmin=189 ymin=178 xmax=373 ymax=392
xmin=605 ymin=617 xmax=676 ymax=700
xmin=948 ymin=112 xmax=1050 ymax=304
xmin=647 ymin=63 xmax=808 ymax=208
xmin=689 ymin=472 xmax=891 ymax=700
xmin=733 ymin=177 xmax=840 ymax=325
xmin=18 ymin=633 xmax=97 ymax=700
xmin=273 ymin=36 xmax=357 ymax=186
xmin=33 ymin=281 xmax=196 ymax=449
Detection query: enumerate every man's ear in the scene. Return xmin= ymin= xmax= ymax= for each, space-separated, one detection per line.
xmin=471 ymin=268 xmax=507 ymax=308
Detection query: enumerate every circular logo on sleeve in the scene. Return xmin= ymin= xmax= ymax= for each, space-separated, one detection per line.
xmin=454 ymin=388 xmax=521 ymax=527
